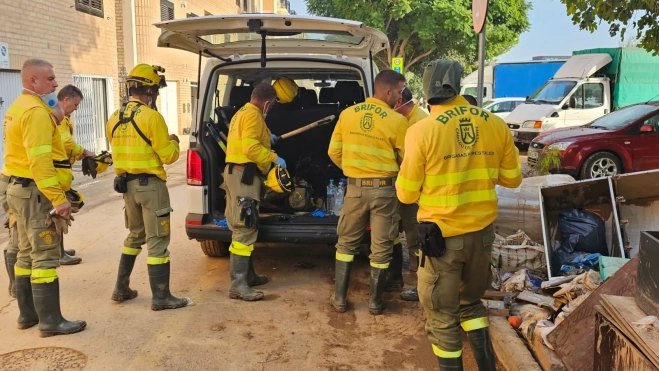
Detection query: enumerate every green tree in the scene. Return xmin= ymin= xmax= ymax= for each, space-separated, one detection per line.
xmin=305 ymin=0 xmax=531 ymax=74
xmin=560 ymin=0 xmax=659 ymax=54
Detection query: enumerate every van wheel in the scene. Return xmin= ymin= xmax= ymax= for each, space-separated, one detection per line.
xmin=580 ymin=152 xmax=622 ymax=179
xmin=200 ymin=240 xmax=229 ymax=257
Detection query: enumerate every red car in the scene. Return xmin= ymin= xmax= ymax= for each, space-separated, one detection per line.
xmin=528 ymin=102 xmax=659 ymax=179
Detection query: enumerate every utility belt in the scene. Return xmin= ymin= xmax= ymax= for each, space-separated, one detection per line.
xmin=114 ymin=173 xmax=159 ymax=194
xmin=348 ymin=177 xmax=394 ymax=188
xmin=416 ymin=221 xmax=447 ymax=268
xmin=227 ymin=162 xmax=262 ymax=186
xmin=9 ymin=176 xmax=34 ymax=187
xmin=53 ymin=160 xmax=72 ymax=169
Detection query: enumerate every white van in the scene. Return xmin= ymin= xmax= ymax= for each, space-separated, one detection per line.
xmin=155 ymin=14 xmax=388 ymax=256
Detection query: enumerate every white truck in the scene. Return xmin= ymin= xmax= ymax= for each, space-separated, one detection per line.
xmin=508 ymin=48 xmax=659 ymax=144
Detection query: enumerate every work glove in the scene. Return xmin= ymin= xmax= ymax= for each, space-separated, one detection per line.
xmin=45 ymin=214 xmax=75 ymax=235
xmin=81 ymin=157 xmax=97 ymax=179
xmin=274 ymin=157 xmax=287 ymax=169
xmin=270 ymin=134 xmax=278 ymax=146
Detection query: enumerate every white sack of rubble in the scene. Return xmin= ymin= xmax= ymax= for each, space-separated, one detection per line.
xmin=494 ymin=174 xmax=576 ymax=242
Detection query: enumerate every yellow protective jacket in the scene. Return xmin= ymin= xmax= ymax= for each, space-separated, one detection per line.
xmin=225 ymin=103 xmax=278 ymax=174
xmin=396 ymin=96 xmax=522 ymax=238
xmin=58 ymin=116 xmax=84 ymax=164
xmin=106 ymin=99 xmax=180 ymax=181
xmin=2 ymin=94 xmax=71 ymax=206
xmin=328 ymin=98 xmax=408 ymax=178
xmin=406 ymin=105 xmax=428 ymax=127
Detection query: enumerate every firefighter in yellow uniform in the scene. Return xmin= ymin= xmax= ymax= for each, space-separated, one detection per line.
xmin=4 ymin=59 xmax=86 ymax=337
xmin=107 ymin=64 xmax=193 ymax=311
xmin=56 ymin=84 xmax=95 ymax=265
xmin=396 ymin=60 xmax=522 ymax=370
xmin=387 ymin=87 xmax=429 ymax=301
xmin=223 ymin=83 xmax=285 ymax=302
xmin=328 ymin=70 xmax=408 ymax=315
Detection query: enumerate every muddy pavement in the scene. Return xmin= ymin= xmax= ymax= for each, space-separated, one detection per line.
xmin=0 ymin=157 xmax=495 ymax=370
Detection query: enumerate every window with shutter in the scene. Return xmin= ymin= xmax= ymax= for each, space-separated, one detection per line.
xmin=161 ymin=0 xmax=175 ymax=21
xmin=76 ymin=0 xmax=104 ymax=18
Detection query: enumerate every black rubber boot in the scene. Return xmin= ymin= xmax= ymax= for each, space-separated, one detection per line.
xmin=437 ymin=356 xmax=464 ymax=371
xmin=247 ymin=256 xmax=268 ymax=287
xmin=59 ymin=240 xmax=81 ymax=266
xmin=32 ymin=279 xmax=86 ymax=337
xmin=4 ymin=251 xmax=17 ymax=298
xmin=467 ymin=328 xmax=497 ymax=371
xmin=330 ymin=260 xmax=352 ymax=313
xmin=400 ymin=287 xmax=419 ymax=301
xmin=369 ymin=266 xmax=388 ymax=315
xmin=15 ymin=275 xmax=39 ymax=329
xmin=148 ymin=262 xmax=192 ymax=311
xmin=384 ymin=243 xmax=404 ymax=292
xmin=111 ymin=254 xmax=138 ymax=302
xmin=229 ymin=254 xmax=264 ymax=301
xmin=64 ymin=249 xmax=76 ymax=256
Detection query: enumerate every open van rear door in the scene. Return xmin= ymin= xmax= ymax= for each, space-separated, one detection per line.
xmin=154 ymin=14 xmax=389 ymax=60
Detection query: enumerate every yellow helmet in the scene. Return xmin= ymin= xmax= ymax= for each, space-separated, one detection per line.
xmin=94 ymin=151 xmax=112 ymax=175
xmin=272 ymin=77 xmax=298 ymax=104
xmin=65 ymin=189 xmax=85 ymax=213
xmin=126 ymin=64 xmax=166 ymax=89
xmin=264 ymin=165 xmax=293 ymax=193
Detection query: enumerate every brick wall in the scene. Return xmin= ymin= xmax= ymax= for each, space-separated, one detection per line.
xmin=132 ymin=0 xmax=242 ymax=134
xmin=0 ymin=0 xmax=120 ymax=108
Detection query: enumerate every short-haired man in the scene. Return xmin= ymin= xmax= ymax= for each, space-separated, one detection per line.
xmin=56 ymin=85 xmax=95 ymax=265
xmin=4 ymin=59 xmax=86 ymax=337
xmin=396 ymin=60 xmax=522 ymax=370
xmin=328 ymin=70 xmax=409 ymax=315
xmin=223 ymin=83 xmax=286 ymax=302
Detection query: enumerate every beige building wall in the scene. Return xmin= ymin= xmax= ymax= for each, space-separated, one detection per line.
xmin=120 ymin=0 xmax=244 ymax=134
xmin=0 ymin=0 xmax=120 ymax=106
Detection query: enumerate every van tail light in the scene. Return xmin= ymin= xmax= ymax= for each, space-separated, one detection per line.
xmin=187 ymin=150 xmax=203 ymax=186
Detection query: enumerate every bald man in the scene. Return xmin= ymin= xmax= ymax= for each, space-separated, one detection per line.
xmin=3 ymin=59 xmax=86 ymax=337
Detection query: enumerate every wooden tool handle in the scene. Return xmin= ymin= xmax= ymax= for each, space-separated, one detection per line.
xmin=277 ymin=115 xmax=336 ymax=141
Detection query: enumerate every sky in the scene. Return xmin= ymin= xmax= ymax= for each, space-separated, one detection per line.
xmin=287 ymin=0 xmax=625 ymax=62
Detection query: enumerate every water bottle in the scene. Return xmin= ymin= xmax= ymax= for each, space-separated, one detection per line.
xmin=326 ymin=179 xmax=337 ymax=215
xmin=334 ymin=179 xmax=345 ymax=216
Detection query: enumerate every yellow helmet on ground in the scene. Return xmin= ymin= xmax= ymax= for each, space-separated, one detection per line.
xmin=264 ymin=165 xmax=293 ymax=193
xmin=65 ymin=189 xmax=85 ymax=213
xmin=272 ymin=77 xmax=298 ymax=104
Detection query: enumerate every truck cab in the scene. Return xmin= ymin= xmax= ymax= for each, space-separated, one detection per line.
xmin=154 ymin=14 xmax=388 ymax=256
xmin=508 ymin=53 xmax=613 ymax=144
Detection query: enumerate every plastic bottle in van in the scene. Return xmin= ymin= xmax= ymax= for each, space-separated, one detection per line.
xmin=334 ymin=179 xmax=345 ymax=216
xmin=326 ymin=179 xmax=337 ymax=215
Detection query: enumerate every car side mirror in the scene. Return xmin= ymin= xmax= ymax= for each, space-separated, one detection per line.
xmin=569 ymin=96 xmax=577 ymax=109
xmin=640 ymin=124 xmax=655 ymax=133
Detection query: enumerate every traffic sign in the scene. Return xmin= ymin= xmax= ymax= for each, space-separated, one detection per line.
xmin=392 ymin=57 xmax=404 ymax=74
xmin=472 ymin=0 xmax=488 ymax=34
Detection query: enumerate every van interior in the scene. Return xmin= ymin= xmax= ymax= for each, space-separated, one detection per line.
xmin=199 ymin=62 xmax=368 ymax=226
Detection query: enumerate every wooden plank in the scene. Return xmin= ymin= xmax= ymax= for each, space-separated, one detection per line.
xmin=483 ymin=290 xmax=517 ymax=300
xmin=527 ymin=326 xmax=567 ymax=371
xmin=547 ymin=255 xmax=639 ymax=371
xmin=490 ymin=316 xmax=543 ymax=371
xmin=594 ymin=312 xmax=658 ymax=371
xmin=601 ymin=295 xmax=659 ymax=368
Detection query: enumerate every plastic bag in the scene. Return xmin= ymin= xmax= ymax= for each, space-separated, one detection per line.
xmin=558 ymin=209 xmax=607 ymax=255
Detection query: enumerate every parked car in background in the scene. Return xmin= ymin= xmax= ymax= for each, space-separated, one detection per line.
xmin=483 ymin=98 xmax=525 ymax=119
xmin=528 ymin=102 xmax=659 ymax=179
